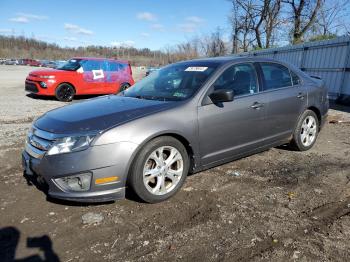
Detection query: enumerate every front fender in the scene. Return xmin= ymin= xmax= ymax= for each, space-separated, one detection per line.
xmin=93 ymin=105 xmax=200 ymax=167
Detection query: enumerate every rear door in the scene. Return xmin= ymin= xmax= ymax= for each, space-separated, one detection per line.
xmin=105 ymin=61 xmax=122 ymax=93
xmin=81 ymin=60 xmax=105 ymax=94
xmin=258 ymin=62 xmax=307 ymax=143
xmin=118 ymin=62 xmax=131 ymax=84
xmin=198 ymin=63 xmax=269 ymax=166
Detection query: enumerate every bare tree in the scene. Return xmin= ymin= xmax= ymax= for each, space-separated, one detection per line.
xmin=198 ymin=28 xmax=228 ymax=57
xmin=229 ymin=0 xmax=282 ymax=52
xmin=264 ymin=0 xmax=282 ymax=48
xmin=230 ymin=1 xmax=241 ymax=53
xmin=282 ymin=0 xmax=323 ymax=44
xmin=208 ymin=28 xmax=227 ymax=56
xmin=229 ymin=0 xmax=256 ymax=52
xmin=315 ymin=0 xmax=349 ymax=36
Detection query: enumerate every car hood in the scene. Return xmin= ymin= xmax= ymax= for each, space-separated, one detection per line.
xmin=29 ymin=69 xmax=70 ymax=76
xmin=35 ymin=96 xmax=177 ymax=134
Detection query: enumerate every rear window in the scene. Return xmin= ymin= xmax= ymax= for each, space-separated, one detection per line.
xmin=119 ymin=63 xmax=128 ymax=70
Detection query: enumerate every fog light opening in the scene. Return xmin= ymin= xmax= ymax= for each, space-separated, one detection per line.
xmin=39 ymin=81 xmax=47 ymax=88
xmin=55 ymin=173 xmax=91 ymax=192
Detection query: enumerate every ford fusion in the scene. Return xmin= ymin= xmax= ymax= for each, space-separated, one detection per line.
xmin=22 ymin=57 xmax=329 ymax=203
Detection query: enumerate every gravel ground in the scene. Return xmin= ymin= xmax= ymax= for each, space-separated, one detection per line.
xmin=0 ymin=65 xmax=350 ymax=262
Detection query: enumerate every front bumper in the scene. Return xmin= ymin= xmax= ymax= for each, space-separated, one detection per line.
xmin=25 ymin=77 xmax=57 ymax=96
xmin=22 ymin=141 xmax=139 ymax=203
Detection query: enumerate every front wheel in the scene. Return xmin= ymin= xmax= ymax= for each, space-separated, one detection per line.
xmin=55 ymin=83 xmax=75 ymax=102
xmin=128 ymin=136 xmax=189 ymax=203
xmin=290 ymin=110 xmax=319 ymax=151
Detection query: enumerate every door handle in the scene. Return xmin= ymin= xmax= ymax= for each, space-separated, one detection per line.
xmin=297 ymin=93 xmax=305 ymax=99
xmin=251 ymin=102 xmax=264 ymax=109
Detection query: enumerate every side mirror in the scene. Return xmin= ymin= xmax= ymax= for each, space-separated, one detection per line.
xmin=209 ymin=89 xmax=234 ymax=103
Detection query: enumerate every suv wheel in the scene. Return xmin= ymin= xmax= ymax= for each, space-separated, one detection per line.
xmin=55 ymin=83 xmax=75 ymax=102
xmin=129 ymin=136 xmax=189 ymax=203
xmin=290 ymin=110 xmax=319 ymax=151
xmin=119 ymin=83 xmax=130 ymax=93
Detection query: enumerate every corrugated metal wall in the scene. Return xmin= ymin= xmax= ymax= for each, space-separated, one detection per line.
xmin=238 ymin=36 xmax=350 ymax=99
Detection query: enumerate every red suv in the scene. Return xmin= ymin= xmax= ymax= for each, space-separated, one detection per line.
xmin=25 ymin=57 xmax=135 ymax=101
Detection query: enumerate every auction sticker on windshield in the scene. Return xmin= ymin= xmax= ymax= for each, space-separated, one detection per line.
xmin=185 ymin=66 xmax=208 ymax=72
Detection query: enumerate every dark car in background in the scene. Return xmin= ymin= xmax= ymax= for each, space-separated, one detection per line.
xmin=145 ymin=66 xmax=160 ymax=76
xmin=54 ymin=60 xmax=67 ymax=68
xmin=22 ymin=57 xmax=328 ymax=203
xmin=41 ymin=60 xmax=57 ymax=68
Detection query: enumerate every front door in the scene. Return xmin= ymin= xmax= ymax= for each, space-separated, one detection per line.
xmin=198 ymin=63 xmax=268 ymax=166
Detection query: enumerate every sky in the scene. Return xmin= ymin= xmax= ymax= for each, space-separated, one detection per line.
xmin=0 ymin=0 xmax=232 ymax=50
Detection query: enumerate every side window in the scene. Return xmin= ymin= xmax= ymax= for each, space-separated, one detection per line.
xmin=260 ymin=63 xmax=292 ymax=90
xmin=213 ymin=63 xmax=258 ymax=96
xmin=100 ymin=61 xmax=109 ymax=72
xmin=155 ymin=70 xmax=183 ymax=90
xmin=109 ymin=62 xmax=119 ymax=72
xmin=290 ymin=71 xmax=301 ymax=86
xmin=81 ymin=60 xmax=102 ymax=71
xmin=119 ymin=63 xmax=128 ymax=71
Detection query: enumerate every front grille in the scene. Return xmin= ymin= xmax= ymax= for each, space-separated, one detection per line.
xmin=29 ymin=135 xmax=52 ymax=151
xmin=26 ymin=128 xmax=55 ymax=159
xmin=25 ymin=81 xmax=39 ymax=93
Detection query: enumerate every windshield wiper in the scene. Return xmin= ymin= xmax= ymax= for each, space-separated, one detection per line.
xmin=129 ymin=95 xmax=157 ymax=100
xmin=134 ymin=95 xmax=145 ymax=99
xmin=128 ymin=95 xmax=179 ymax=101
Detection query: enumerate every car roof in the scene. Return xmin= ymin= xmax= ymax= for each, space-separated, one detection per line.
xmin=72 ymin=57 xmax=130 ymax=64
xmin=175 ymin=56 xmax=290 ymax=66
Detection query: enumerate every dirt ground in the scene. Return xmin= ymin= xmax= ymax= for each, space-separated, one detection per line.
xmin=1 ymin=65 xmax=350 ymax=262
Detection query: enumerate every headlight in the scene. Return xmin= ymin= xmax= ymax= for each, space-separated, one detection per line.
xmin=47 ymin=135 xmax=95 ymax=155
xmin=39 ymin=75 xmax=55 ymax=79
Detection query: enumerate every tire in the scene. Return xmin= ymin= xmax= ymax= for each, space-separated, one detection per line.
xmin=55 ymin=83 xmax=75 ymax=102
xmin=128 ymin=136 xmax=189 ymax=203
xmin=118 ymin=83 xmax=130 ymax=93
xmin=290 ymin=110 xmax=319 ymax=151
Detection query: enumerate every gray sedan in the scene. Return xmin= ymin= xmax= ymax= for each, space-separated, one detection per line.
xmin=22 ymin=57 xmax=329 ymax=203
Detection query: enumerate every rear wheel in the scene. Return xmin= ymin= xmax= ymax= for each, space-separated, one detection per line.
xmin=128 ymin=136 xmax=189 ymax=203
xmin=55 ymin=83 xmax=75 ymax=102
xmin=290 ymin=110 xmax=319 ymax=151
xmin=118 ymin=83 xmax=130 ymax=93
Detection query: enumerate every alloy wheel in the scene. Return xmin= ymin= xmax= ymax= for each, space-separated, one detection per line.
xmin=57 ymin=85 xmax=74 ymax=101
xmin=143 ymin=146 xmax=184 ymax=196
xmin=300 ymin=115 xmax=317 ymax=147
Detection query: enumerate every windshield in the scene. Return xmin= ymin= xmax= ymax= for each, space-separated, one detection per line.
xmin=57 ymin=59 xmax=82 ymax=71
xmin=123 ymin=63 xmax=218 ymax=101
